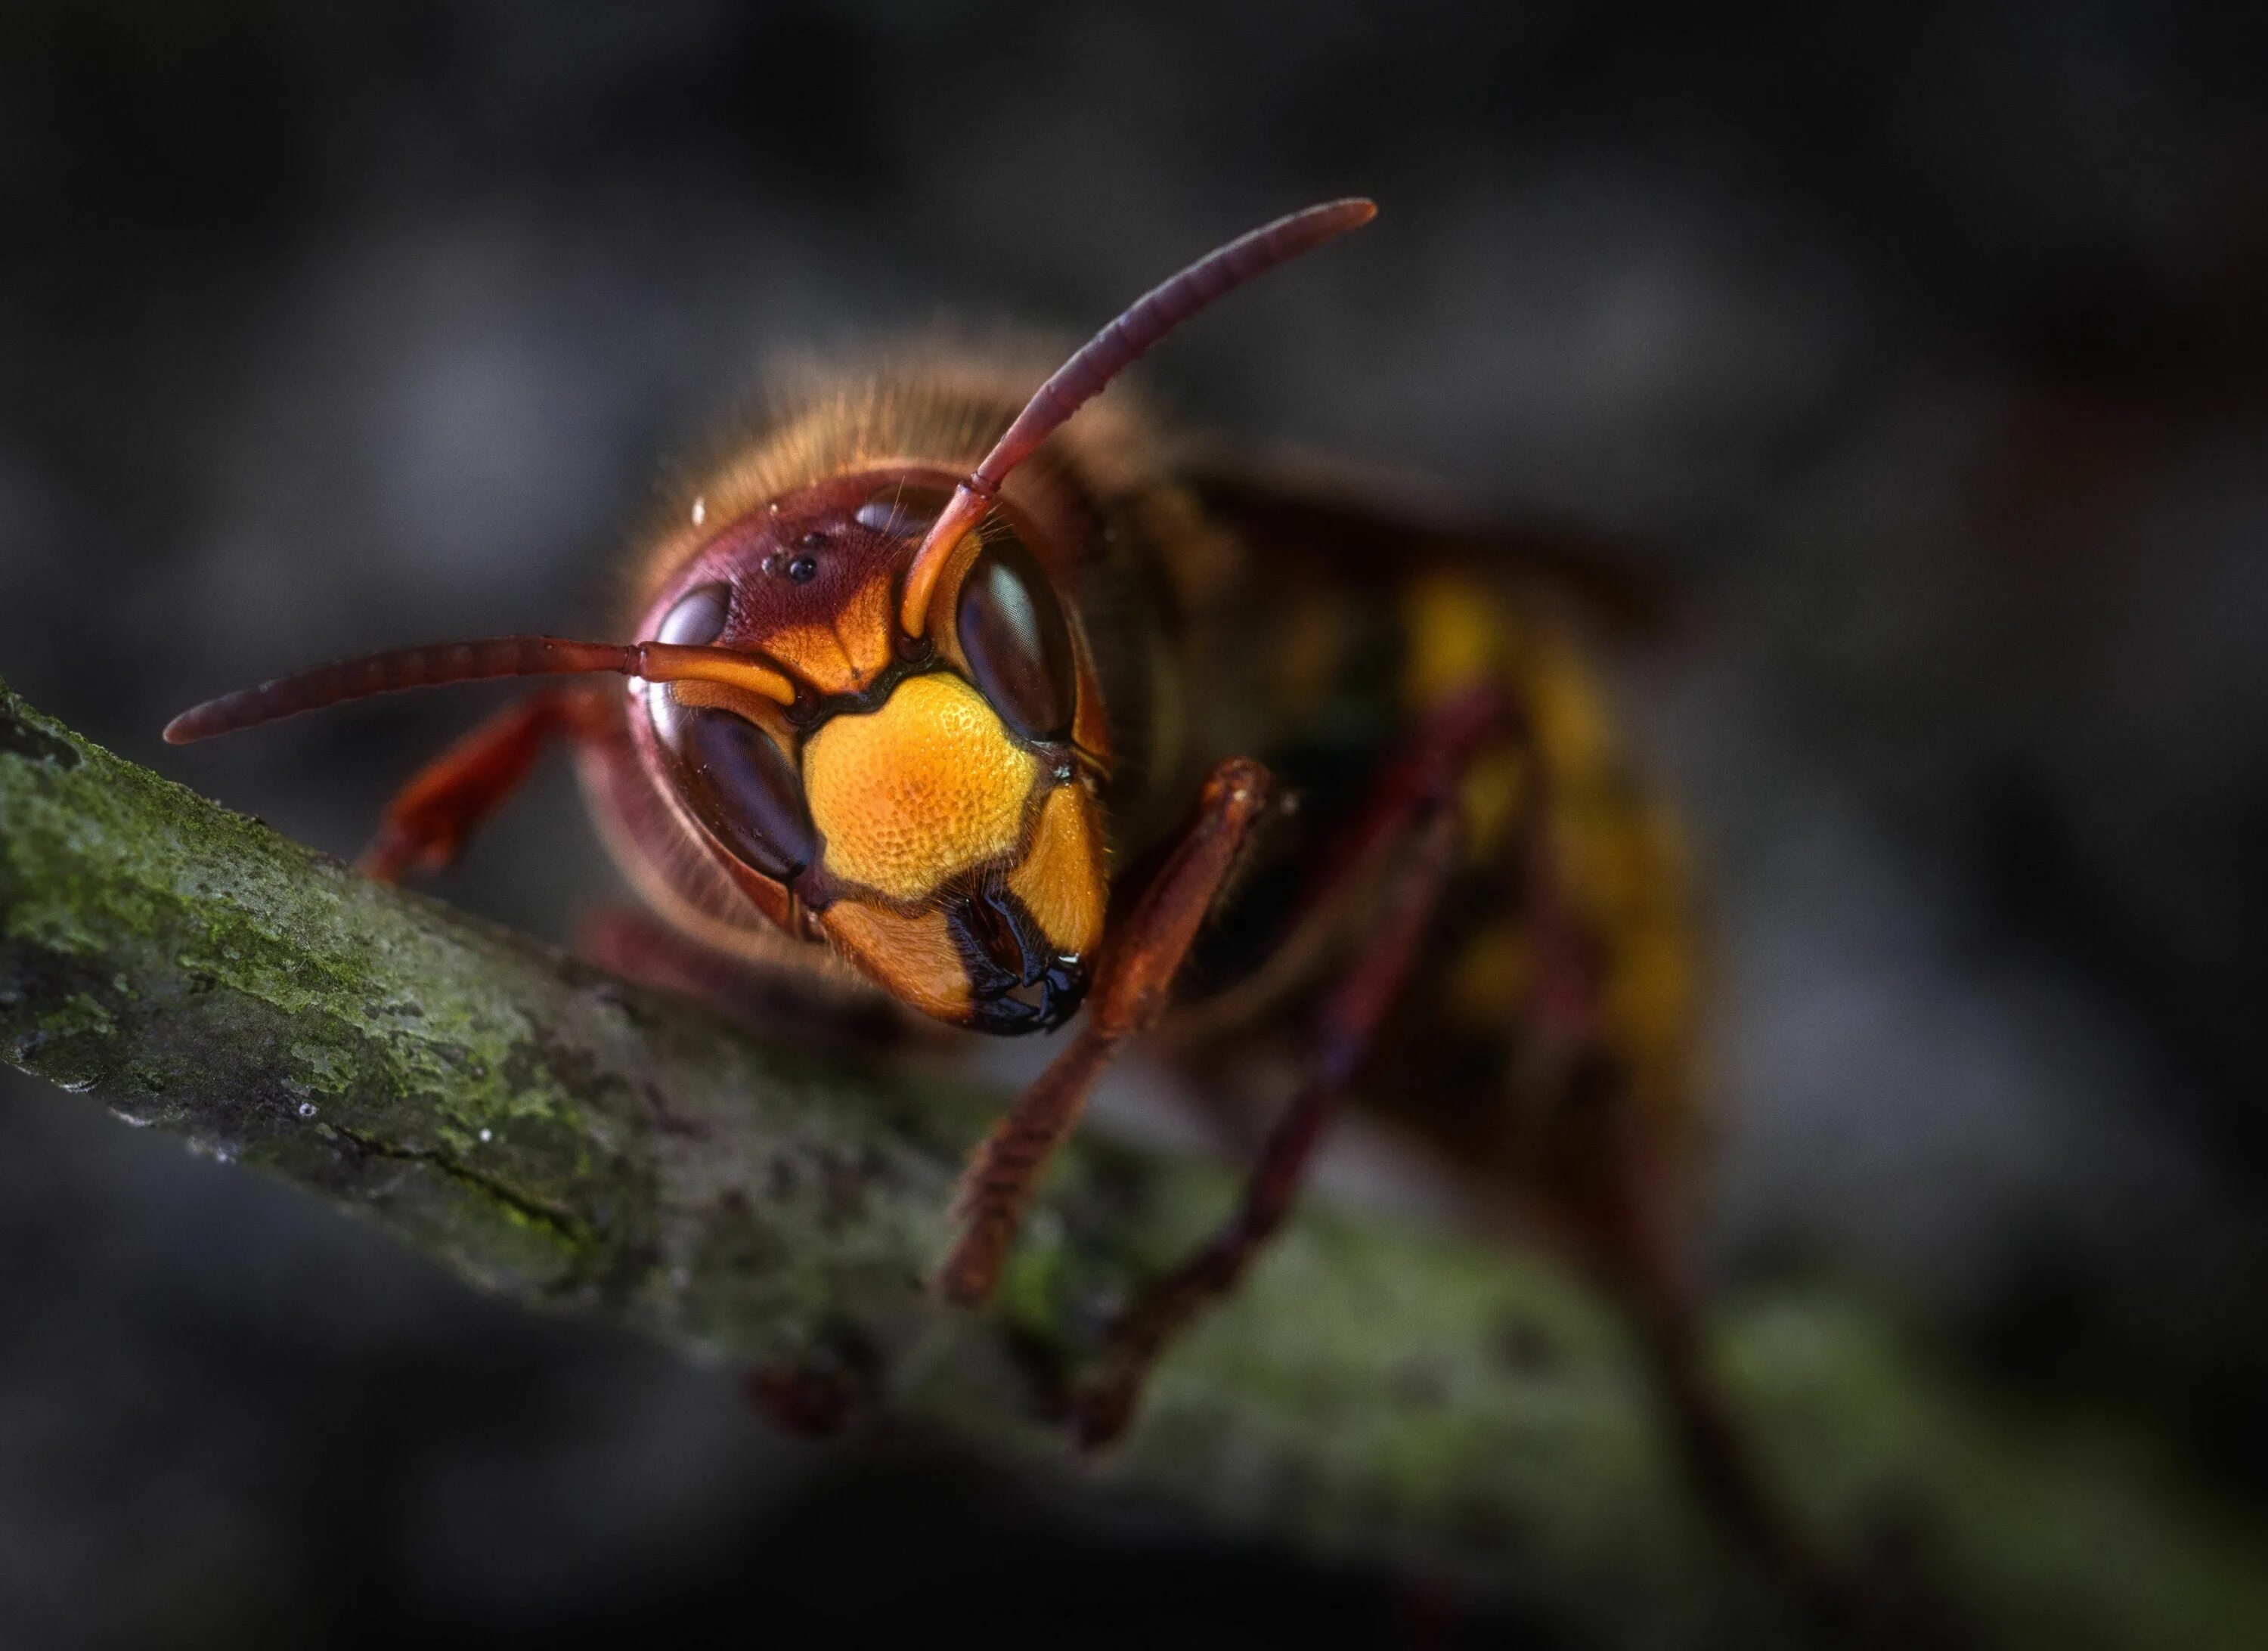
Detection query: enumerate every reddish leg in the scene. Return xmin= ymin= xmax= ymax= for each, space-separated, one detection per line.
xmin=1073 ymin=806 xmax=1464 ymax=1448
xmin=1287 ymin=686 xmax=1507 ymax=918
xmin=936 ymin=757 xmax=1276 ymax=1306
xmin=359 ymin=688 xmax=606 ymax=881
xmin=1068 ymin=687 xmax=1509 ymax=1448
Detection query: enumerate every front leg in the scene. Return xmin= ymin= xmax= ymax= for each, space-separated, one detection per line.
xmin=360 ymin=688 xmax=608 ymax=881
xmin=1071 ymin=789 xmax=1468 ymax=1448
xmin=935 ymin=757 xmax=1275 ymax=1306
xmin=1071 ymin=686 xmax=1507 ymax=1448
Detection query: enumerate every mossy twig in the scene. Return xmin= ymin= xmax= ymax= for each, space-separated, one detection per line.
xmin=4 ymin=677 xmax=2265 ymax=1648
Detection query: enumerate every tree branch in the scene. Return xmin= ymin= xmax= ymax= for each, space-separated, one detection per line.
xmin=4 ymin=675 xmax=2264 ymax=1646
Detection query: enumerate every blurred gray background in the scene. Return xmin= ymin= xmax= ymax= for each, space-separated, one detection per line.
xmin=3 ymin=1 xmax=2265 ymax=1643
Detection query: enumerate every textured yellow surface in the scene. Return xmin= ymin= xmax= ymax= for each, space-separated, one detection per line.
xmin=1006 ymin=782 xmax=1106 ymax=956
xmin=804 ymin=672 xmax=1038 ymax=901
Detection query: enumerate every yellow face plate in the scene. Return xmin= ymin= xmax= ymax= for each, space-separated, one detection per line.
xmin=803 ymin=672 xmax=1039 ymax=903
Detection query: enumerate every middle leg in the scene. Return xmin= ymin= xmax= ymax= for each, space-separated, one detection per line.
xmin=360 ymin=687 xmax=609 ymax=881
xmin=936 ymin=757 xmax=1275 ymax=1306
xmin=1072 ymin=803 xmax=1465 ymax=1448
xmin=1071 ymin=684 xmax=1508 ymax=1447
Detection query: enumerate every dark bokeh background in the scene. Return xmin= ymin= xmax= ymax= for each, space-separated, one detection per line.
xmin=5 ymin=2 xmax=2266 ymax=1643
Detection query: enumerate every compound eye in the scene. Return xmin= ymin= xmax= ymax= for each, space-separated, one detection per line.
xmin=855 ymin=484 xmax=953 ymax=541
xmin=658 ymin=581 xmax=730 ymax=646
xmin=659 ymin=706 xmax=816 ymax=883
xmin=955 ymin=537 xmax=1076 ymax=742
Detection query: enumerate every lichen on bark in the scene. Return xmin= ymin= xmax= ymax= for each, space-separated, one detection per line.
xmin=5 ymin=675 xmax=2266 ymax=1649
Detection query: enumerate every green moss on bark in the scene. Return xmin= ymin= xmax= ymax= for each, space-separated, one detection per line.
xmin=4 ymin=677 xmax=2265 ymax=1648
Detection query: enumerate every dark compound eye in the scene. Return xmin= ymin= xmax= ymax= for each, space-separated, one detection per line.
xmin=956 ymin=537 xmax=1076 ymax=742
xmin=658 ymin=706 xmax=816 ymax=884
xmin=855 ymin=485 xmax=953 ymax=540
xmin=658 ymin=581 xmax=730 ymax=646
xmin=643 ymin=581 xmax=736 ymax=744
xmin=785 ymin=554 xmax=818 ymax=583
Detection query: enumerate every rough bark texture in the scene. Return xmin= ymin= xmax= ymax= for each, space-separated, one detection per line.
xmin=2 ymin=674 xmax=2264 ymax=1648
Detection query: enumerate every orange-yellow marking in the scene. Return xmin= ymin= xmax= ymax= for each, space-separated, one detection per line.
xmin=1402 ymin=572 xmax=1506 ymax=708
xmin=818 ymin=902 xmax=971 ymax=1019
xmin=760 ymin=574 xmax=897 ymax=695
xmin=1007 ymin=783 xmax=1106 ymax=956
xmin=804 ymin=672 xmax=1038 ymax=901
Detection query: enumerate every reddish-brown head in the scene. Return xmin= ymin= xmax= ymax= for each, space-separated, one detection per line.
xmin=629 ymin=469 xmax=1110 ymax=1031
xmin=162 ymin=198 xmax=1376 ymax=1035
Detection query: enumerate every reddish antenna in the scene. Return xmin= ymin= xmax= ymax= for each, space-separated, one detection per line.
xmin=163 ymin=635 xmax=797 ymax=745
xmin=167 ymin=200 xmax=1378 ymax=745
xmin=897 ymin=197 xmax=1378 ymax=637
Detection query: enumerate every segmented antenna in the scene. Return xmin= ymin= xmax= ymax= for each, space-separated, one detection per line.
xmin=898 ymin=197 xmax=1378 ymax=636
xmin=166 ymin=200 xmax=1377 ymax=744
xmin=163 ymin=636 xmax=798 ymax=744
